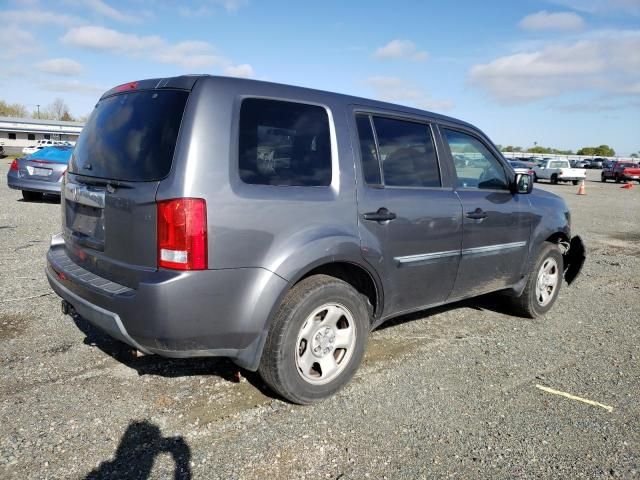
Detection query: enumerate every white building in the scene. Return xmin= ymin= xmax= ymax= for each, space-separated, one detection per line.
xmin=0 ymin=116 xmax=84 ymax=153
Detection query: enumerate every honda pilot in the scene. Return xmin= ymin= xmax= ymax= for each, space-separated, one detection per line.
xmin=47 ymin=76 xmax=585 ymax=404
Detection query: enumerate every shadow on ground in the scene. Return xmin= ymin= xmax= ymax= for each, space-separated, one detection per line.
xmin=85 ymin=420 xmax=191 ymax=480
xmin=70 ymin=313 xmax=276 ymax=399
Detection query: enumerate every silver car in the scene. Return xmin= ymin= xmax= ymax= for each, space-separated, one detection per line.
xmin=7 ymin=146 xmax=71 ymax=201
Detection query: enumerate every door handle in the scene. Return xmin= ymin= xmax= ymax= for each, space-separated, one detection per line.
xmin=466 ymin=208 xmax=488 ymax=220
xmin=363 ymin=208 xmax=397 ymax=222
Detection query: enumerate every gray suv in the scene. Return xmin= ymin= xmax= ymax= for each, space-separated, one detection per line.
xmin=46 ymin=76 xmax=585 ymax=404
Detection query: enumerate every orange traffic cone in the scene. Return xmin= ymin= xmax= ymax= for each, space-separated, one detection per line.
xmin=577 ymin=180 xmax=586 ymax=195
xmin=621 ymin=182 xmax=634 ymax=190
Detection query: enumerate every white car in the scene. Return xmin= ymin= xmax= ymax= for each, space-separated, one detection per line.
xmin=22 ymin=140 xmax=65 ymax=155
xmin=532 ymin=159 xmax=586 ymax=185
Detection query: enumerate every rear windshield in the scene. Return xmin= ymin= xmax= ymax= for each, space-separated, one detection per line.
xmin=69 ymin=90 xmax=188 ymax=181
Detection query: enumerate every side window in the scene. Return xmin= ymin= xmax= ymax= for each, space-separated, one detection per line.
xmin=8 ymin=133 xmax=16 ymax=140
xmin=28 ymin=133 xmax=35 ymax=140
xmin=239 ymin=98 xmax=331 ymax=186
xmin=372 ymin=117 xmax=440 ymax=187
xmin=442 ymin=128 xmax=508 ymax=190
xmin=355 ymin=115 xmax=382 ymax=185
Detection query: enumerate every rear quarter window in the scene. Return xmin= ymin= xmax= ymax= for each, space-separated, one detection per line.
xmin=238 ymin=98 xmax=332 ymax=186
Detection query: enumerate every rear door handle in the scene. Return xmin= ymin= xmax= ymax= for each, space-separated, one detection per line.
xmin=363 ymin=208 xmax=397 ymax=222
xmin=466 ymin=208 xmax=488 ymax=220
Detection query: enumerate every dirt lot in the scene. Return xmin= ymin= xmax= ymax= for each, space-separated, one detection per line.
xmin=1 ymin=163 xmax=639 ymax=479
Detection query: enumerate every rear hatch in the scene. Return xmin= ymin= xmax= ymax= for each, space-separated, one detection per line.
xmin=63 ymin=79 xmax=194 ymax=288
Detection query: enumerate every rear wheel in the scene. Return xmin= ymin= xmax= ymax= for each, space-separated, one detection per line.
xmin=572 ymin=180 xmax=579 ymax=185
xmin=258 ymin=275 xmax=370 ymax=404
xmin=601 ymin=175 xmax=606 ymax=183
xmin=508 ymin=242 xmax=563 ymax=319
xmin=533 ymin=173 xmax=538 ymax=183
xmin=615 ymin=175 xmax=621 ymax=183
xmin=21 ymin=190 xmax=43 ymax=202
xmin=550 ymin=174 xmax=558 ymax=185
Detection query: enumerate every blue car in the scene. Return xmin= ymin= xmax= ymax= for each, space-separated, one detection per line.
xmin=7 ymin=146 xmax=72 ymax=201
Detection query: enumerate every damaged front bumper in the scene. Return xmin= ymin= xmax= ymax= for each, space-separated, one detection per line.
xmin=563 ymin=235 xmax=585 ymax=285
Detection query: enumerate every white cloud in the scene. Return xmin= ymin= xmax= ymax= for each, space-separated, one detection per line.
xmin=212 ymin=0 xmax=249 ymax=12
xmin=61 ymin=25 xmax=253 ymax=72
xmin=41 ymin=79 xmax=106 ymax=96
xmin=468 ymin=30 xmax=640 ymax=103
xmin=81 ymin=0 xmax=136 ymax=23
xmin=519 ymin=10 xmax=585 ymax=31
xmin=36 ymin=58 xmax=83 ymax=76
xmin=365 ymin=76 xmax=453 ymax=111
xmin=0 ymin=26 xmax=39 ymax=59
xmin=549 ymin=0 xmax=640 ymax=16
xmin=223 ymin=64 xmax=255 ymax=78
xmin=374 ymin=39 xmax=429 ymax=62
xmin=0 ymin=9 xmax=84 ymax=27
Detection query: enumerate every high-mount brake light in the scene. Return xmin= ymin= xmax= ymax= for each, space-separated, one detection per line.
xmin=157 ymin=198 xmax=208 ymax=271
xmin=114 ymin=81 xmax=139 ymax=92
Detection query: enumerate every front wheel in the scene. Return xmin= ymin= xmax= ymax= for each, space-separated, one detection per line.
xmin=258 ymin=275 xmax=370 ymax=404
xmin=601 ymin=175 xmax=606 ymax=183
xmin=572 ymin=180 xmax=579 ymax=185
xmin=508 ymin=242 xmax=563 ymax=318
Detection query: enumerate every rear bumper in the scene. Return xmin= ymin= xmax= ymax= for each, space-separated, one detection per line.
xmin=46 ymin=243 xmax=288 ymax=370
xmin=558 ymin=176 xmax=585 ymax=181
xmin=7 ymin=171 xmax=62 ymax=194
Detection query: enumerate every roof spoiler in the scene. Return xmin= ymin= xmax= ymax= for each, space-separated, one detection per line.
xmin=100 ymin=75 xmax=204 ymax=100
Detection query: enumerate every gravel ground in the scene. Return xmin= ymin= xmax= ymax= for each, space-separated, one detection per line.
xmin=1 ymin=162 xmax=639 ymax=479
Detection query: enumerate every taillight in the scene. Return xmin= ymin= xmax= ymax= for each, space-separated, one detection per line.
xmin=10 ymin=159 xmax=18 ymax=171
xmin=528 ymin=170 xmax=535 ymax=175
xmin=157 ymin=198 xmax=207 ymax=270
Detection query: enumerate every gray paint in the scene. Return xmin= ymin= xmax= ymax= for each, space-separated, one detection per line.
xmin=46 ymin=75 xmax=580 ymax=371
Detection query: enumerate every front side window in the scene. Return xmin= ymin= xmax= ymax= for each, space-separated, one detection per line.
xmin=442 ymin=129 xmax=508 ymax=190
xmin=239 ymin=98 xmax=331 ymax=186
xmin=28 ymin=133 xmax=35 ymax=140
xmin=8 ymin=133 xmax=16 ymax=140
xmin=372 ymin=117 xmax=440 ymax=187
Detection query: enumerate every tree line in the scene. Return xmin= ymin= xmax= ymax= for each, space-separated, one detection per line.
xmin=0 ymin=98 xmax=84 ymax=122
xmin=498 ymin=144 xmax=617 ymax=157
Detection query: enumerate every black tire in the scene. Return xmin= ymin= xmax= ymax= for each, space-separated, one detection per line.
xmin=572 ymin=180 xmax=579 ymax=185
xmin=22 ymin=190 xmax=43 ymax=202
xmin=533 ymin=173 xmax=538 ymax=183
xmin=615 ymin=175 xmax=621 ymax=183
xmin=601 ymin=175 xmax=606 ymax=183
xmin=508 ymin=242 xmax=563 ymax=319
xmin=550 ymin=174 xmax=558 ymax=185
xmin=258 ymin=274 xmax=370 ymax=404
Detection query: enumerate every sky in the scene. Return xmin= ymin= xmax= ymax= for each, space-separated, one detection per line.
xmin=0 ymin=0 xmax=639 ymax=155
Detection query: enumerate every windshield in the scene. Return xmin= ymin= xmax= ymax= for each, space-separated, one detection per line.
xmin=69 ymin=90 xmax=188 ymax=181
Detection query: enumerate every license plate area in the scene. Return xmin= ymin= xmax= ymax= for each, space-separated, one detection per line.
xmin=65 ymin=200 xmax=105 ymax=249
xmin=27 ymin=166 xmax=52 ymax=176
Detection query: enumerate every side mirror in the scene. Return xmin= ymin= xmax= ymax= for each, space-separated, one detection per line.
xmin=514 ymin=173 xmax=533 ymax=194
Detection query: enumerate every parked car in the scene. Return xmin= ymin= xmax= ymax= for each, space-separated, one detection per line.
xmin=601 ymin=161 xmax=640 ymax=183
xmin=588 ymin=158 xmax=604 ymax=169
xmin=574 ymin=159 xmax=591 ymax=168
xmin=508 ymin=160 xmax=535 ymax=176
xmin=532 ymin=158 xmax=586 ymax=185
xmin=46 ymin=76 xmax=585 ymax=404
xmin=7 ymin=146 xmax=72 ymax=200
xmin=22 ymin=140 xmax=66 ymax=155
